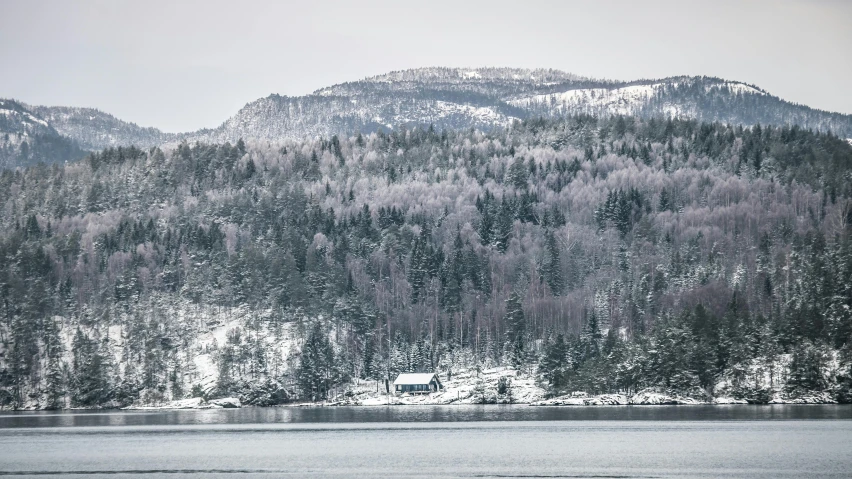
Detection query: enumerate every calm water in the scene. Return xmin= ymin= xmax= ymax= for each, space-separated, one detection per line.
xmin=1 ymin=405 xmax=851 ymax=478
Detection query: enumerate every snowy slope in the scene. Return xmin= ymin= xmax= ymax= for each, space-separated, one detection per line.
xmin=0 ymin=99 xmax=86 ymax=168
xmin=29 ymin=105 xmax=173 ymax=150
xmin=185 ymin=72 xmax=852 ymax=143
xmin=511 ymin=78 xmax=770 ymax=120
xmin=6 ymin=68 xmax=852 ymax=158
xmin=510 ymin=80 xmax=765 ymax=117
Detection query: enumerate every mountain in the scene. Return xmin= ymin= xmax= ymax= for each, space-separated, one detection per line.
xmin=1 ymin=114 xmax=851 ymax=409
xmin=187 ymin=68 xmax=852 ymax=143
xmin=28 ymin=105 xmax=173 ymax=151
xmin=187 ymin=67 xmax=580 ymax=144
xmin=0 ymin=99 xmax=87 ymax=169
xmin=5 ymin=68 xmax=850 ymax=165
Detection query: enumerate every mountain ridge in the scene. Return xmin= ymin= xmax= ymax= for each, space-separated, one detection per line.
xmin=3 ymin=68 xmax=852 ymax=167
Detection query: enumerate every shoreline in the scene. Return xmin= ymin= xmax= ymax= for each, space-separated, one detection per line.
xmin=2 ymin=397 xmax=843 ymax=412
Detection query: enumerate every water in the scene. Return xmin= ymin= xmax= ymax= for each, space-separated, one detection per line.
xmin=1 ymin=405 xmax=851 ymax=478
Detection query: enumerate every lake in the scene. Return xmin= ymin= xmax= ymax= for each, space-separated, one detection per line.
xmin=1 ymin=405 xmax=851 ymax=478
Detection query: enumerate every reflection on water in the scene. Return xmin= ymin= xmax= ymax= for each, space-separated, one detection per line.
xmin=0 ymin=417 xmax=850 ymax=478
xmin=1 ymin=404 xmax=851 ymax=429
xmin=0 ymin=406 xmax=851 ymax=478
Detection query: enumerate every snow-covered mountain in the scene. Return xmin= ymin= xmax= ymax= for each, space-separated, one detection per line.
xmin=28 ymin=105 xmax=174 ymax=151
xmin=3 ymin=67 xmax=852 ymax=167
xmin=187 ymin=68 xmax=852 ymax=143
xmin=0 ymin=99 xmax=86 ymax=169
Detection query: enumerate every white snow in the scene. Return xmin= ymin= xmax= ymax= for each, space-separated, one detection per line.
xmin=394 ymin=372 xmax=440 ymax=385
xmin=409 ymin=101 xmax=512 ymax=125
xmin=510 ymin=84 xmax=659 ymax=116
xmin=769 ymin=392 xmax=837 ymax=404
xmin=510 ymin=80 xmax=765 ymax=117
xmin=630 ymin=390 xmax=702 ymax=405
xmin=28 ymin=113 xmax=49 ymax=127
xmin=124 ymin=396 xmax=242 ymax=410
xmin=208 ymin=397 xmax=241 ymax=408
xmin=707 ymin=82 xmax=764 ymax=96
xmin=1 ymin=108 xmax=49 ymax=127
xmin=188 ymin=307 xmax=298 ymax=393
xmin=333 ymin=367 xmax=546 ymax=406
xmin=531 ymin=389 xmax=702 ymax=406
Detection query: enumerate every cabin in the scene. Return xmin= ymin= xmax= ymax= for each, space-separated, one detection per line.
xmin=393 ymin=372 xmax=443 ymax=394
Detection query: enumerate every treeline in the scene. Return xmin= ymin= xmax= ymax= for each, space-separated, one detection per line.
xmin=0 ymin=115 xmax=851 ymax=408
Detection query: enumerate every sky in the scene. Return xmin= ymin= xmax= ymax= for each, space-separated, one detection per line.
xmin=1 ymin=0 xmax=850 ymax=133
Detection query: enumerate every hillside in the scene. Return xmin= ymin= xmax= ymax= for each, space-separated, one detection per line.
xmin=1 ymin=115 xmax=851 ymax=409
xmin=28 ymin=105 xmax=174 ymax=151
xmin=0 ymin=99 xmax=87 ymax=169
xmin=188 ymin=69 xmax=852 ymax=143
xmin=4 ymin=68 xmax=851 ymax=169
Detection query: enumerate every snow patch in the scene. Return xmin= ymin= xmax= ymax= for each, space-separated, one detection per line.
xmin=630 ymin=389 xmax=702 ymax=405
xmin=208 ymin=397 xmax=241 ymax=408
xmin=532 ymin=389 xmax=702 ymax=406
xmin=510 ymin=84 xmax=660 ymax=116
xmin=708 ymin=82 xmax=764 ymax=96
xmin=125 ymin=396 xmax=242 ymax=410
xmin=510 ymin=80 xmax=765 ymax=117
xmin=769 ymin=392 xmax=837 ymax=404
xmin=333 ymin=367 xmax=545 ymax=406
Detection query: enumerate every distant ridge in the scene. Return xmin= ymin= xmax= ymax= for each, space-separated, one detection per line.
xmin=3 ymin=67 xmax=852 ymax=167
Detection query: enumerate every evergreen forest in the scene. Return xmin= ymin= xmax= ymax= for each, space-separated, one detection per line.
xmin=1 ymin=115 xmax=852 ymax=408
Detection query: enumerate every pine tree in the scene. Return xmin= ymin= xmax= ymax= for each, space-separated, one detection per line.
xmin=504 ymin=292 xmax=526 ymax=368
xmin=581 ymin=310 xmax=603 ymax=360
xmin=362 ymin=336 xmax=376 ymax=380
xmin=43 ymin=317 xmax=65 ymax=409
xmin=543 ymin=230 xmax=564 ymax=295
xmin=658 ymin=189 xmax=671 ymax=212
xmin=408 ymin=232 xmax=428 ymax=303
xmin=787 ymin=340 xmax=828 ymax=394
xmin=539 ymin=334 xmax=568 ymax=392
xmin=495 ymin=199 xmax=514 ymax=253
xmin=297 ymin=322 xmax=336 ymax=401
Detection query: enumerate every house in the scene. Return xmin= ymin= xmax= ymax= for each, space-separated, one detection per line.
xmin=393 ymin=372 xmax=443 ymax=394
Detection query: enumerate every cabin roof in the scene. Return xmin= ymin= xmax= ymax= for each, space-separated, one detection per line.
xmin=393 ymin=372 xmax=439 ymax=385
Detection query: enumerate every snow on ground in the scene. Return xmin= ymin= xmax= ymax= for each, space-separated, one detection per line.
xmin=0 ymin=107 xmax=49 ymax=127
xmin=124 ymin=396 xmax=241 ymax=410
xmin=532 ymin=393 xmax=628 ymax=406
xmin=532 ymin=390 xmax=702 ymax=406
xmin=510 ymin=84 xmax=659 ymax=116
xmin=390 ymin=101 xmax=516 ymax=127
xmin=769 ymin=392 xmax=837 ymax=404
xmin=332 ymin=367 xmax=546 ymax=406
xmin=185 ymin=305 xmax=299 ymax=394
xmin=707 ymin=81 xmax=764 ymax=96
xmin=300 ymin=355 xmax=842 ymax=408
xmin=509 ymin=80 xmax=764 ymax=117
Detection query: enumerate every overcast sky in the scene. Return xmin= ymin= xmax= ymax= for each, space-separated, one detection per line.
xmin=1 ymin=0 xmax=849 ymax=133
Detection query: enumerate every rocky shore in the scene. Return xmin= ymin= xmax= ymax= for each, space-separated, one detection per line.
xmin=123 ymin=397 xmax=242 ymax=410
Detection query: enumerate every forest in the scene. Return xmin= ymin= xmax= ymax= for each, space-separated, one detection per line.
xmin=1 ymin=115 xmax=851 ymax=408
